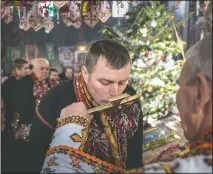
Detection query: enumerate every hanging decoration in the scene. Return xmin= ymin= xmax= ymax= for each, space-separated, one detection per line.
xmin=43 ymin=19 xmax=54 ymax=33
xmin=1 ymin=1 xmax=13 ymax=24
xmin=28 ymin=1 xmax=44 ymax=32
xmin=84 ymin=6 xmax=99 ymax=28
xmin=60 ymin=1 xmax=82 ymax=29
xmin=53 ymin=1 xmax=69 ymax=9
xmin=19 ymin=7 xmax=31 ymax=31
xmin=96 ymin=1 xmax=111 ymax=23
xmin=1 ymin=1 xmax=135 ymax=32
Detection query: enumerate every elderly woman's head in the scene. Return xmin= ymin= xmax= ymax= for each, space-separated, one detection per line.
xmin=176 ymin=33 xmax=212 ymax=141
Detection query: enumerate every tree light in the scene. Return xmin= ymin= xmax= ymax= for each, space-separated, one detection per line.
xmin=78 ymin=46 xmax=86 ymax=51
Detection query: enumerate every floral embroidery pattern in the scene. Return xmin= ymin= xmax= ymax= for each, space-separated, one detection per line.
xmin=47 ymin=156 xmax=58 ymax=167
xmin=43 ymin=167 xmax=55 ymax=174
xmin=33 ymin=80 xmax=50 ymax=106
xmin=126 ymin=129 xmax=212 ymax=173
xmin=70 ymin=156 xmax=80 ymax=168
xmin=180 ymin=128 xmax=212 ymax=159
xmin=70 ymin=129 xmax=89 ymax=151
xmin=57 ymin=115 xmax=90 ymax=128
xmin=46 ymin=145 xmax=123 ymax=173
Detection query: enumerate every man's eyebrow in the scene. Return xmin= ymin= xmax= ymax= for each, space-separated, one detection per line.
xmin=119 ymin=77 xmax=129 ymax=82
xmin=97 ymin=78 xmax=113 ymax=83
xmin=97 ymin=77 xmax=129 ymax=83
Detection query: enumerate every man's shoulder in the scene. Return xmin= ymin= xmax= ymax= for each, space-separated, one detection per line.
xmin=40 ymin=79 xmax=75 ymax=106
xmin=47 ymin=80 xmax=74 ymax=96
xmin=22 ymin=74 xmax=34 ymax=81
xmin=2 ymin=75 xmax=15 ymax=86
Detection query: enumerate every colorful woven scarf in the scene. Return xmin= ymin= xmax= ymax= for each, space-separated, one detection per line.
xmin=33 ymin=79 xmax=50 ymax=106
xmin=184 ymin=126 xmax=212 ymax=157
xmin=73 ymin=73 xmax=141 ymax=169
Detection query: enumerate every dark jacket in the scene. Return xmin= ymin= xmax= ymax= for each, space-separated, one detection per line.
xmin=2 ymin=75 xmax=36 ymax=129
xmin=30 ymin=79 xmax=143 ymax=172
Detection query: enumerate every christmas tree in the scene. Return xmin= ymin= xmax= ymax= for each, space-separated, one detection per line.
xmin=101 ymin=1 xmax=192 ymax=123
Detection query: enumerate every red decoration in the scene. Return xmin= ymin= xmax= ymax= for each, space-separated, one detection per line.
xmin=154 ymin=60 xmax=158 ymax=65
xmin=164 ymin=105 xmax=169 ymax=110
xmin=145 ymin=52 xmax=149 ymax=57
xmin=160 ymin=56 xmax=164 ymax=60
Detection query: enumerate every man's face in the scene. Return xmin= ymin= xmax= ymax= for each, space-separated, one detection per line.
xmin=49 ymin=71 xmax=59 ymax=80
xmin=65 ymin=69 xmax=73 ymax=79
xmin=33 ymin=61 xmax=49 ymax=81
xmin=17 ymin=63 xmax=30 ymax=77
xmin=82 ymin=57 xmax=130 ymax=105
xmin=176 ymin=62 xmax=210 ymax=141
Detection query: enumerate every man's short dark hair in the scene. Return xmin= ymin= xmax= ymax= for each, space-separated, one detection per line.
xmin=66 ymin=67 xmax=74 ymax=72
xmin=85 ymin=40 xmax=131 ymax=73
xmin=49 ymin=68 xmax=58 ymax=75
xmin=13 ymin=58 xmax=28 ymax=70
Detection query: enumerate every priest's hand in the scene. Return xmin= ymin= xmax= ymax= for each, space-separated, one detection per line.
xmin=60 ymin=102 xmax=93 ymax=122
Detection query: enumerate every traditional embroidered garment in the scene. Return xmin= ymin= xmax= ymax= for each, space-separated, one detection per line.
xmin=31 ymin=76 xmax=143 ymax=172
xmin=148 ymin=126 xmax=212 ymax=164
xmin=73 ymin=74 xmax=141 ymax=168
xmin=42 ymin=121 xmax=212 ymax=173
xmin=126 ymin=126 xmax=212 ymax=173
xmin=33 ymin=74 xmax=50 ymax=106
xmin=42 ymin=116 xmax=124 ymax=173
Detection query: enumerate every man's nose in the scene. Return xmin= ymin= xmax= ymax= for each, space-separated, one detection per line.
xmin=109 ymin=83 xmax=119 ymax=97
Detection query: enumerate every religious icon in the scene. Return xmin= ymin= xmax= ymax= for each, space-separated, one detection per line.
xmin=45 ymin=43 xmax=56 ymax=61
xmin=8 ymin=47 xmax=23 ymax=63
xmin=25 ymin=45 xmax=39 ymax=60
xmin=64 ymin=52 xmax=71 ymax=60
xmin=75 ymin=51 xmax=87 ymax=67
xmin=58 ymin=46 xmax=75 ymax=68
xmin=11 ymin=50 xmax=21 ymax=60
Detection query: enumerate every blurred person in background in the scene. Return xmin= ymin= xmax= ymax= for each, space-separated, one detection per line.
xmin=48 ymin=68 xmax=60 ymax=88
xmin=31 ymin=58 xmax=50 ymax=106
xmin=59 ymin=67 xmax=74 ymax=81
xmin=1 ymin=58 xmax=35 ymax=172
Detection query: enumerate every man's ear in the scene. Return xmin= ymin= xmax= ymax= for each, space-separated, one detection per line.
xmin=194 ymin=73 xmax=211 ymax=113
xmin=81 ymin=66 xmax=89 ymax=83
